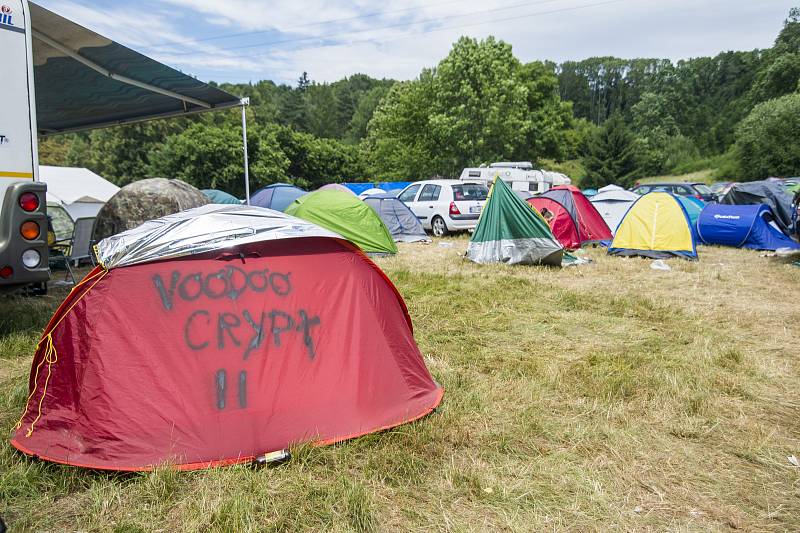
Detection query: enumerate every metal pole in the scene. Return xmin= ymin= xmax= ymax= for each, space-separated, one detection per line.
xmin=241 ymin=97 xmax=251 ymax=205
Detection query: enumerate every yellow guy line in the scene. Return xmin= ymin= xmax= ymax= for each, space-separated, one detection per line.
xmin=15 ymin=268 xmax=109 ymax=436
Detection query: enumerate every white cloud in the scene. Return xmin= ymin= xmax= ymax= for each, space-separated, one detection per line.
xmin=35 ymin=0 xmax=798 ymax=84
xmin=36 ymin=0 xmax=270 ymax=74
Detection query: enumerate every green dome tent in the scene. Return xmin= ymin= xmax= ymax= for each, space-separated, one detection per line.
xmin=286 ymin=190 xmax=398 ymax=255
xmin=467 ymin=177 xmax=566 ymax=266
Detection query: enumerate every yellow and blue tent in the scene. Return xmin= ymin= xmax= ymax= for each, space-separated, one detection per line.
xmin=608 ymin=192 xmax=698 ymax=260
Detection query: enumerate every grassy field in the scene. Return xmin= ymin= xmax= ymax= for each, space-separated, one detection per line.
xmin=1 ymin=238 xmax=799 ymax=531
xmin=638 ymin=170 xmax=716 ymax=185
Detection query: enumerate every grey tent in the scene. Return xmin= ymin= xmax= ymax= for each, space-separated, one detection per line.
xmin=94 ymin=178 xmax=208 ymax=240
xmin=721 ymin=180 xmax=796 ymax=234
xmin=513 ymin=190 xmax=533 ymax=201
xmin=363 ymin=194 xmax=430 ymax=243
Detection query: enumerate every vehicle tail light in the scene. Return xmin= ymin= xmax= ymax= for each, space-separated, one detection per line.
xmin=449 ymin=201 xmax=461 ymax=215
xmin=0 ymin=266 xmax=13 ymax=279
xmin=694 ymin=194 xmax=703 ymax=200
xmin=20 ymin=221 xmax=40 ymax=240
xmin=22 ymin=250 xmax=41 ymax=268
xmin=19 ymin=192 xmax=40 ymax=212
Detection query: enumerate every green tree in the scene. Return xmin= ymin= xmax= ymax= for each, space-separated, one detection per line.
xmin=148 ymin=121 xmax=289 ymax=197
xmin=346 ymin=85 xmax=391 ymax=142
xmin=366 ymin=36 xmax=573 ymax=179
xmin=305 ymin=83 xmax=340 ymax=139
xmin=582 ymin=113 xmax=640 ymax=188
xmin=519 ymin=61 xmax=575 ymax=161
xmin=283 ymin=72 xmax=311 ymax=132
xmin=38 ymin=135 xmax=78 ymax=166
xmin=275 ymin=127 xmax=366 ymax=188
xmin=630 ymin=92 xmax=697 ymax=175
xmin=735 ymin=92 xmax=800 ymax=178
xmin=362 ymin=79 xmax=438 ymax=180
xmin=74 ymin=121 xmax=186 ymax=185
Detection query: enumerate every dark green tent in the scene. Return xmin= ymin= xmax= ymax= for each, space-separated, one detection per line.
xmin=467 ymin=177 xmax=564 ymax=266
xmin=202 ymin=189 xmax=241 ymax=204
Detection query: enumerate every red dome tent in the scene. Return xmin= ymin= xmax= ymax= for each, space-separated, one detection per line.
xmin=530 ymin=186 xmax=612 ymax=248
xmin=526 ymin=196 xmax=581 ymax=249
xmin=12 ymin=205 xmax=443 ymax=471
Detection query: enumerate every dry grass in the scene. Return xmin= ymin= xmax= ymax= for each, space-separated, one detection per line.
xmin=1 ymin=240 xmax=799 ymax=531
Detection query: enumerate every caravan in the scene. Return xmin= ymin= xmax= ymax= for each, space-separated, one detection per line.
xmin=0 ymin=0 xmax=244 ymax=293
xmin=459 ymin=162 xmax=571 ymax=195
xmin=0 ymin=0 xmax=48 ymax=292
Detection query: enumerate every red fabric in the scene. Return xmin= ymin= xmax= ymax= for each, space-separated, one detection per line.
xmin=527 ymin=197 xmax=581 ymax=249
xmin=548 ymin=186 xmax=612 ymax=243
xmin=12 ymin=237 xmax=443 ymax=471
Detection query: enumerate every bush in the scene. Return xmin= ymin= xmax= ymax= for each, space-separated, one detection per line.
xmin=148 ymin=122 xmax=290 ymax=197
xmin=539 ymin=159 xmax=586 ymax=186
xmin=735 ymin=93 xmax=800 ymax=178
xmin=711 ymin=148 xmax=742 ymax=181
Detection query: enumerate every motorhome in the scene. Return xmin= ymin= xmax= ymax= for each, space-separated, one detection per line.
xmin=0 ymin=0 xmax=244 ymax=293
xmin=459 ymin=162 xmax=571 ymax=195
xmin=0 ymin=0 xmax=48 ymax=293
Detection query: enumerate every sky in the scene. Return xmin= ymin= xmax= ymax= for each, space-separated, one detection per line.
xmin=36 ymin=0 xmax=798 ymax=85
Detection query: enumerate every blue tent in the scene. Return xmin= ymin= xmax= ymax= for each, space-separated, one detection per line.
xmin=697 ymin=204 xmax=800 ymax=251
xmin=250 ymin=184 xmax=307 ymax=212
xmin=202 ymin=189 xmax=240 ymax=204
xmin=343 ymin=182 xmax=413 ymax=195
xmin=342 ymin=183 xmax=376 ymax=196
xmin=676 ymin=196 xmax=705 ymax=239
xmin=377 ymin=181 xmax=412 ymax=192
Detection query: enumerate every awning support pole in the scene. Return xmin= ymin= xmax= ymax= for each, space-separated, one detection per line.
xmin=241 ymin=98 xmax=251 ymax=205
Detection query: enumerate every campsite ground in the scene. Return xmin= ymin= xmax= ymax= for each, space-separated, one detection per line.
xmin=1 ymin=239 xmax=799 ymax=532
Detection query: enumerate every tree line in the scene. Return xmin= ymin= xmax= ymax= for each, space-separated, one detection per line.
xmin=38 ymin=7 xmax=800 ymax=193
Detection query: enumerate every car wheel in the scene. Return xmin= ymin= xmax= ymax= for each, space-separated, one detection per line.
xmin=431 ymin=216 xmax=449 ymax=237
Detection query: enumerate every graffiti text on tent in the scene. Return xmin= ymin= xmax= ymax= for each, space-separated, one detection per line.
xmin=152 ymin=266 xmax=293 ymax=310
xmin=151 ymin=266 xmax=321 ymax=359
xmin=183 ymin=308 xmax=320 ymax=360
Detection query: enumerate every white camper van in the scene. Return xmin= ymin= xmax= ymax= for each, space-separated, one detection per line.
xmin=459 ymin=162 xmax=571 ymax=196
xmin=0 ymin=0 xmax=48 ymax=292
xmin=0 ymin=0 xmax=244 ymax=293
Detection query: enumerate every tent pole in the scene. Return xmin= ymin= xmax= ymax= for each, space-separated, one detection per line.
xmin=241 ymin=97 xmax=251 ymax=205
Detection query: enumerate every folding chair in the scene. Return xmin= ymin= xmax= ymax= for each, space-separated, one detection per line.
xmin=68 ymin=217 xmax=96 ymax=266
xmin=48 ymin=217 xmax=96 ymax=285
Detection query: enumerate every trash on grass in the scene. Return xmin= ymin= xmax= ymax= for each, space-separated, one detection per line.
xmin=776 ymin=247 xmax=800 ymax=257
xmin=650 ymin=260 xmax=671 ymax=271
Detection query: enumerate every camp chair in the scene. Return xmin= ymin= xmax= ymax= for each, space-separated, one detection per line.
xmin=68 ymin=217 xmax=96 ymax=266
xmin=49 ymin=217 xmax=96 ymax=284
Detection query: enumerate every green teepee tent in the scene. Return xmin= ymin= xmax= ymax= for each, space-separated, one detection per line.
xmin=467 ymin=177 xmax=565 ymax=265
xmin=286 ymin=189 xmax=398 ymax=255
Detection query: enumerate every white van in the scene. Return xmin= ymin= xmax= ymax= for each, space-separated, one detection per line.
xmin=0 ymin=0 xmax=243 ymax=293
xmin=0 ymin=0 xmax=49 ymax=292
xmin=459 ymin=162 xmax=571 ymax=196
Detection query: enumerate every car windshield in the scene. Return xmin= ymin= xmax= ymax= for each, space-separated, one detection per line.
xmin=693 ymin=184 xmax=713 ymax=194
xmin=452 ymin=183 xmax=488 ymax=201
